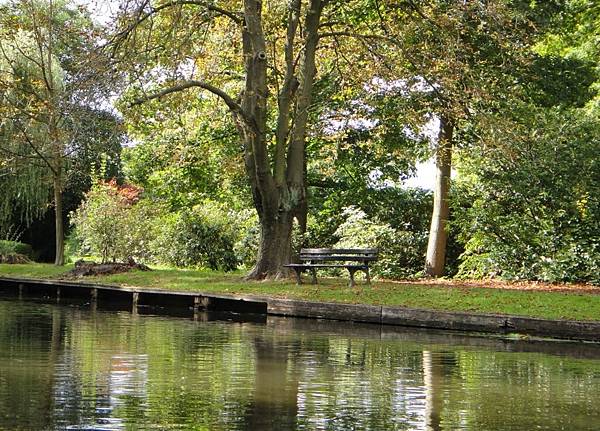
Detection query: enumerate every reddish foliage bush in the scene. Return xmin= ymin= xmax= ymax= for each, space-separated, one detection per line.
xmin=99 ymin=179 xmax=143 ymax=205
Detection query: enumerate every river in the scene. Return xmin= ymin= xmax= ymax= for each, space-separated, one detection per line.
xmin=0 ymin=298 xmax=599 ymax=430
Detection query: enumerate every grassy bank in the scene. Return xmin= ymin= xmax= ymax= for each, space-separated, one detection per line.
xmin=1 ymin=263 xmax=599 ymax=321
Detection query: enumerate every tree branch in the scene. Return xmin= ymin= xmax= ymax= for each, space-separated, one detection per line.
xmin=112 ymin=0 xmax=243 ymax=45
xmin=14 ymin=123 xmax=58 ymax=175
xmin=318 ymin=30 xmax=452 ymax=106
xmin=403 ymin=0 xmax=444 ymax=30
xmin=274 ymin=0 xmax=301 ymax=186
xmin=130 ymin=79 xmax=255 ymax=129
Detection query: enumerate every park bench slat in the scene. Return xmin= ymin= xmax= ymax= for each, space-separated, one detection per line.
xmin=301 ymin=248 xmax=378 ymax=254
xmin=298 ymin=255 xmax=379 ymax=262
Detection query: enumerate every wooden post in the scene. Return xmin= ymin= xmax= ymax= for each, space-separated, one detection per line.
xmin=90 ymin=288 xmax=98 ymax=312
xmin=200 ymin=296 xmax=210 ymax=309
xmin=310 ymin=268 xmax=317 ymax=285
xmin=132 ymin=292 xmax=139 ymax=314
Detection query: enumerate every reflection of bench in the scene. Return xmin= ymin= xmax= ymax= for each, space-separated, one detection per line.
xmin=285 ymin=248 xmax=378 ymax=287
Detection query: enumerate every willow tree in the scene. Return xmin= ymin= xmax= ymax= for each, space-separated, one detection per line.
xmin=0 ymin=7 xmax=67 ymax=264
xmin=0 ymin=0 xmax=109 ymax=265
xmin=114 ymin=0 xmax=381 ymax=279
xmin=0 ymin=23 xmax=49 ymax=229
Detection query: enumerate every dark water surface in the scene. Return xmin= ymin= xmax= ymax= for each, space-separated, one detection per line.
xmin=1 ymin=298 xmax=600 ymax=431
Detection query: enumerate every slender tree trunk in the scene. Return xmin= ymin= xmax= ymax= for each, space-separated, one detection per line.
xmin=425 ymin=117 xmax=454 ymax=277
xmin=53 ymin=175 xmax=64 ymax=266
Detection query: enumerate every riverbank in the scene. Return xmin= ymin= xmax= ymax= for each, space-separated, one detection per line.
xmin=1 ymin=263 xmax=599 ymax=322
xmin=2 ymin=269 xmax=600 ymax=342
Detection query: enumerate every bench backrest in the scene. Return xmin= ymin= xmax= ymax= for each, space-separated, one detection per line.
xmin=299 ymin=248 xmax=378 ymax=262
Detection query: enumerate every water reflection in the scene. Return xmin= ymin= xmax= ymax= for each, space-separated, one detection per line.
xmin=0 ymin=299 xmax=599 ymax=430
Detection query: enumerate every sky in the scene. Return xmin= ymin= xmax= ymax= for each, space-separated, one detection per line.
xmin=405 ymin=161 xmax=437 ymax=190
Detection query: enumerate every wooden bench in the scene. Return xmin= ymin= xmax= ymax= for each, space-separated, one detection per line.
xmin=285 ymin=248 xmax=378 ymax=287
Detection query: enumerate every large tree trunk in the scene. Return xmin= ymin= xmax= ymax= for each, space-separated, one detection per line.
xmin=53 ymin=175 xmax=64 ymax=266
xmin=248 ymin=211 xmax=294 ymax=279
xmin=425 ymin=117 xmax=454 ymax=277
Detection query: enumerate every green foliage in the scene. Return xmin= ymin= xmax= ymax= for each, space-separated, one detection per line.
xmin=0 ymin=240 xmax=33 ymax=258
xmin=71 ymin=180 xmax=159 ymax=264
xmin=155 ymin=202 xmax=239 ymax=271
xmin=333 ymin=207 xmax=427 ymax=279
xmin=454 ymin=108 xmax=600 ymax=284
xmin=525 ymin=55 xmax=596 ymax=108
xmin=231 ymin=209 xmax=259 ymax=269
xmin=306 ymin=185 xmax=433 ymax=278
xmin=121 ymin=108 xmax=247 ymax=211
xmin=0 ymin=24 xmax=62 ymax=226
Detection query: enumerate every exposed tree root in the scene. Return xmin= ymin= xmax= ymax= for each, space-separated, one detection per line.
xmin=244 ymin=267 xmax=292 ymax=281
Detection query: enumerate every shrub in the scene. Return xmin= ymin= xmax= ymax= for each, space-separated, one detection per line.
xmin=71 ymin=180 xmax=159 ymax=263
xmin=0 ymin=240 xmax=33 ymax=263
xmin=232 ymin=209 xmax=259 ymax=269
xmin=0 ymin=240 xmax=33 ymax=258
xmin=155 ymin=201 xmax=239 ymax=271
xmin=333 ymin=207 xmax=426 ymax=279
xmin=454 ymin=110 xmax=600 ymax=284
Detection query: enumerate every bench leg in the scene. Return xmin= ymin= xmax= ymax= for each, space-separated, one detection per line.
xmin=310 ymin=268 xmax=317 ymax=285
xmin=365 ymin=266 xmax=371 ymax=285
xmin=293 ymin=268 xmax=302 ymax=285
xmin=348 ymin=268 xmax=357 ymax=288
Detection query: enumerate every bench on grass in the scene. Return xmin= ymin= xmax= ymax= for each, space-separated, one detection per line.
xmin=285 ymin=248 xmax=378 ymax=287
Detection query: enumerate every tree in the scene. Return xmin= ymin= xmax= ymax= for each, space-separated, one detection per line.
xmin=454 ymin=107 xmax=600 ymax=283
xmin=0 ymin=0 xmax=111 ymax=264
xmin=112 ymin=0 xmax=567 ymax=279
xmin=359 ymin=1 xmax=553 ymax=276
xmin=113 ymin=0 xmax=382 ymax=279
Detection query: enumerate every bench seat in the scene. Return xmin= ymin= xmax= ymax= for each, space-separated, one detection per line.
xmin=285 ymin=248 xmax=378 ymax=287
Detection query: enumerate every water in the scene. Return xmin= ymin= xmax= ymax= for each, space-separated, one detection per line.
xmin=1 ymin=298 xmax=599 ymax=431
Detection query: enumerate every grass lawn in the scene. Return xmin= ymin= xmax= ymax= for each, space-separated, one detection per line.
xmin=1 ymin=263 xmax=599 ymax=321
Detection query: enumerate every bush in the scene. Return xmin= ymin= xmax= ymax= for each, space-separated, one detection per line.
xmin=454 ymin=109 xmax=600 ymax=284
xmin=155 ymin=201 xmax=239 ymax=271
xmin=232 ymin=209 xmax=259 ymax=269
xmin=71 ymin=180 xmax=159 ymax=263
xmin=0 ymin=240 xmax=33 ymax=263
xmin=333 ymin=207 xmax=426 ymax=279
xmin=0 ymin=240 xmax=33 ymax=258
